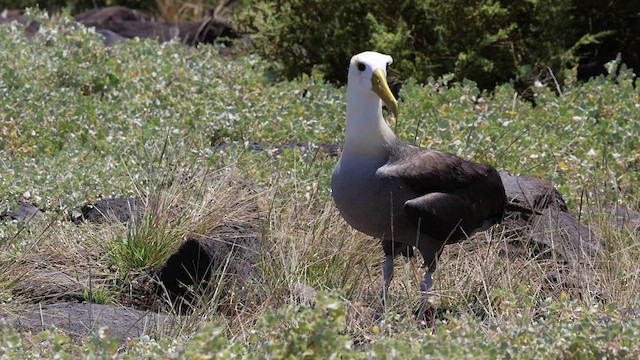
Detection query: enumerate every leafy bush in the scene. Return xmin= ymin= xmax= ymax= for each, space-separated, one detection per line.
xmin=237 ymin=0 xmax=578 ymax=90
xmin=237 ymin=0 xmax=639 ymax=92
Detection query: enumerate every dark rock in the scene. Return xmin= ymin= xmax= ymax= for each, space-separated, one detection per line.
xmin=157 ymin=215 xmax=263 ymax=312
xmin=3 ymin=6 xmax=242 ymax=47
xmin=534 ymin=209 xmax=602 ymax=263
xmin=0 ymin=201 xmax=43 ymax=221
xmin=80 ymin=197 xmax=144 ymax=224
xmin=579 ymin=205 xmax=640 ymax=233
xmin=85 ymin=20 xmax=181 ymax=42
xmin=0 ymin=302 xmax=172 ymax=343
xmin=74 ymin=6 xmax=238 ymax=46
xmin=90 ymin=20 xmax=237 ymax=45
xmin=500 ymin=171 xmax=567 ymax=212
xmin=94 ymin=28 xmax=128 ymax=46
xmin=320 ymin=143 xmax=341 ymax=157
xmin=179 ymin=19 xmax=239 ymax=46
xmin=499 ymin=170 xmax=603 ymax=267
xmin=74 ymin=6 xmax=154 ymax=24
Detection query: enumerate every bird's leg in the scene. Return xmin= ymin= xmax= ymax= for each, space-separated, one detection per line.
xmin=382 ymin=254 xmax=395 ymax=301
xmin=416 ymin=271 xmax=435 ymax=328
xmin=375 ymin=254 xmax=395 ymax=321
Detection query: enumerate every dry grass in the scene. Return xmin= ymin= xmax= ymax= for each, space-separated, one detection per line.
xmin=581 ymin=204 xmax=640 ymax=307
xmin=0 ymin=157 xmax=266 ymax=333
xmin=228 ymin=168 xmax=637 ymax=341
xmin=0 ymin=217 xmax=113 ymax=321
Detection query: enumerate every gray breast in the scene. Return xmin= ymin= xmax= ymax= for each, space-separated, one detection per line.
xmin=331 ymin=156 xmax=412 ymax=240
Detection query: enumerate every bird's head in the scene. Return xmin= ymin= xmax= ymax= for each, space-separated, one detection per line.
xmin=348 ymin=51 xmax=398 ymax=119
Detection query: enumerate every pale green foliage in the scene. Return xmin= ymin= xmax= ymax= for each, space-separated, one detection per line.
xmin=247 ymin=292 xmax=351 ymax=359
xmin=2 ymin=296 xmax=640 ymax=358
xmin=395 ymin=69 xmax=639 ymax=206
xmin=0 ymin=12 xmax=343 ymax=212
xmin=1 ymin=13 xmax=637 ymax=211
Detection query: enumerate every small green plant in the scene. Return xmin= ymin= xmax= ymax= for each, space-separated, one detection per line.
xmin=84 ymin=327 xmax=120 ymax=358
xmin=104 ymin=213 xmax=182 ymax=272
xmin=248 ymin=292 xmax=352 ymax=359
xmin=83 ymin=283 xmax=115 ymax=305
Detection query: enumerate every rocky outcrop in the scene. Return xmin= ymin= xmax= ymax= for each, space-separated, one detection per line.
xmin=79 ymin=197 xmax=144 ymax=224
xmin=157 ymin=211 xmax=264 ymax=313
xmin=74 ymin=5 xmax=238 ymax=46
xmin=0 ymin=302 xmax=172 ymax=343
xmin=0 ymin=201 xmax=43 ymax=221
xmin=1 ymin=5 xmax=240 ymax=47
xmin=0 ymin=9 xmax=39 ymax=37
xmin=579 ymin=205 xmax=640 ymax=234
xmin=499 ymin=170 xmax=603 ymax=267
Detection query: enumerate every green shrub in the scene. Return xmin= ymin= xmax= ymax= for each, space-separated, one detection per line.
xmin=3 ymin=294 xmax=640 ymax=358
xmin=237 ymin=0 xmax=579 ymax=90
xmin=237 ymin=0 xmax=640 ymax=92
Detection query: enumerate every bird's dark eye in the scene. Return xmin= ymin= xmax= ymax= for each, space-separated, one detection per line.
xmin=357 ymin=63 xmax=366 ymax=71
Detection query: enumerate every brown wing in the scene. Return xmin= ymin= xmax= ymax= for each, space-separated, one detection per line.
xmin=377 ymin=144 xmax=507 ymax=242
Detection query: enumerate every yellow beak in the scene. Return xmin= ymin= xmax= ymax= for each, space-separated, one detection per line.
xmin=371 ymin=68 xmax=398 ymax=119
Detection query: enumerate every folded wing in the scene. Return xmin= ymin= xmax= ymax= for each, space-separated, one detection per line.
xmin=377 ymin=145 xmax=507 ymax=242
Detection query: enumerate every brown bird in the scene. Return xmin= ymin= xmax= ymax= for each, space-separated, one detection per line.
xmin=331 ymin=51 xmax=508 ymax=326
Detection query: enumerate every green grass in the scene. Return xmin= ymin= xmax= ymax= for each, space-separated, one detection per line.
xmin=1 ymin=12 xmax=639 ymax=358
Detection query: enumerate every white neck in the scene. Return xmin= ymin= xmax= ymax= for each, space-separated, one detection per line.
xmin=343 ymin=85 xmax=398 ymax=159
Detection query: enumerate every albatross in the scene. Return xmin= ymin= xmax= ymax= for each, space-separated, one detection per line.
xmin=331 ymin=51 xmax=509 ymax=325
